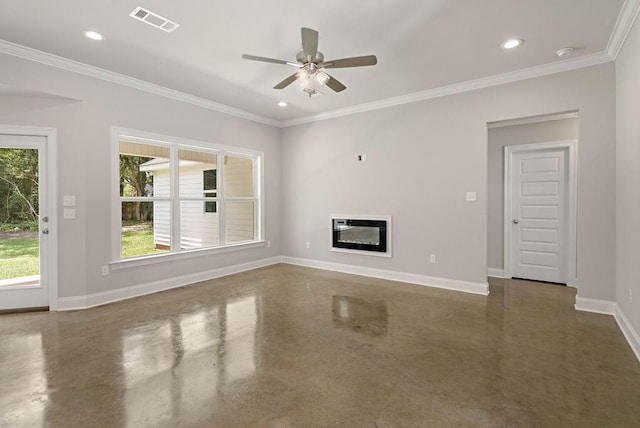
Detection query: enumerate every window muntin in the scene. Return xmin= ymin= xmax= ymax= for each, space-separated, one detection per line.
xmin=115 ymin=131 xmax=261 ymax=261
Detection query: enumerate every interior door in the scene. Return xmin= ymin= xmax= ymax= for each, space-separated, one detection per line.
xmin=510 ymin=148 xmax=567 ymax=284
xmin=0 ymin=134 xmax=49 ymax=310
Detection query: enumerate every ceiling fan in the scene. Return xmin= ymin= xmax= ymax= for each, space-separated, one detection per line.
xmin=242 ymin=27 xmax=377 ymax=96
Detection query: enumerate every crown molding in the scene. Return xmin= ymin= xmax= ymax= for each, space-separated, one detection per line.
xmin=280 ymin=51 xmax=612 ymax=128
xmin=0 ymin=31 xmax=621 ymax=130
xmin=487 ymin=111 xmax=579 ymax=129
xmin=0 ymin=39 xmax=279 ymax=127
xmin=606 ymin=0 xmax=640 ymax=59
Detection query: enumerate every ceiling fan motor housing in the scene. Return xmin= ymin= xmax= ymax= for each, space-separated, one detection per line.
xmin=297 ymin=50 xmax=324 ymax=64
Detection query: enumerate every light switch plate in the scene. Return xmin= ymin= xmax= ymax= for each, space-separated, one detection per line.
xmin=63 ymin=195 xmax=76 ymax=207
xmin=63 ymin=208 xmax=76 ymax=219
xmin=466 ymin=192 xmax=477 ymax=201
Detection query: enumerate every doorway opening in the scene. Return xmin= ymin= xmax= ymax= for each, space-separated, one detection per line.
xmin=487 ymin=113 xmax=578 ymax=287
xmin=0 ymin=126 xmax=57 ymax=311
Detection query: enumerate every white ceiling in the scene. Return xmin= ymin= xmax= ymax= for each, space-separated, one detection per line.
xmin=0 ymin=0 xmax=627 ymax=123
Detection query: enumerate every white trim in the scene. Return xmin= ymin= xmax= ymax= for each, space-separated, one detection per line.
xmin=0 ymin=39 xmax=278 ymax=127
xmin=110 ymin=241 xmax=266 ymax=270
xmin=330 ymin=247 xmax=392 ymax=258
xmin=574 ymin=296 xmax=616 ymax=315
xmin=280 ymin=52 xmax=611 ymax=127
xmin=113 ymin=126 xmax=265 ymax=157
xmin=0 ymin=125 xmax=58 ymax=311
xmin=606 ymin=0 xmax=640 ymax=59
xmin=282 ymin=256 xmax=489 ymax=296
xmin=487 ymin=268 xmax=505 ymax=278
xmin=614 ymin=304 xmax=640 ymax=363
xmin=58 ymin=256 xmax=281 ymax=311
xmin=503 ymin=141 xmax=578 ymax=286
xmin=487 ymin=111 xmax=579 ymax=129
xmin=111 ymin=126 xmax=264 ymax=266
xmin=0 ymin=2 xmax=631 ymax=130
xmin=0 ymin=38 xmax=616 ymax=129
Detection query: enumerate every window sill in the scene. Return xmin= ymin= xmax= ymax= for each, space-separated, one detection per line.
xmin=110 ymin=240 xmax=266 ymax=271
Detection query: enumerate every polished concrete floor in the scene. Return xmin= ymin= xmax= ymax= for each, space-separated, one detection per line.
xmin=1 ymin=264 xmax=639 ymax=427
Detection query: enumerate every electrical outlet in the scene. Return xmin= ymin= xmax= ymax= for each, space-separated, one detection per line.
xmin=357 ymin=154 xmax=367 ymax=162
xmin=101 ymin=265 xmax=109 ymax=276
xmin=306 ymin=241 xmax=310 ymax=249
xmin=267 ymin=240 xmax=271 ymax=248
xmin=430 ymin=254 xmax=436 ymax=263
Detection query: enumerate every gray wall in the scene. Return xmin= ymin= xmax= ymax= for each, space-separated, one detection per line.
xmin=616 ymin=19 xmax=640 ymax=335
xmin=282 ymin=63 xmax=616 ymax=301
xmin=487 ymin=118 xmax=579 ymax=271
xmin=0 ymin=53 xmax=281 ymax=299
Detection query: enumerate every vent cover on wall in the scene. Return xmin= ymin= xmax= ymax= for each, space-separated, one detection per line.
xmin=129 ymin=7 xmax=179 ymax=33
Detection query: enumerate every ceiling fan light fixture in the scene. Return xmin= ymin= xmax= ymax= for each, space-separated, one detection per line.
xmin=242 ymin=27 xmax=377 ymax=95
xmin=299 ymin=73 xmax=311 ymax=89
xmin=316 ymin=71 xmax=330 ymax=85
xmin=502 ymin=38 xmax=524 ymax=49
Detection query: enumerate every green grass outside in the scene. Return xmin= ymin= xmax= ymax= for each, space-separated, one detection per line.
xmin=0 ymin=237 xmax=39 ymax=280
xmin=121 ymin=228 xmax=167 ymax=258
xmin=0 ymin=220 xmax=39 ymax=233
xmin=0 ymin=227 xmax=164 ymax=280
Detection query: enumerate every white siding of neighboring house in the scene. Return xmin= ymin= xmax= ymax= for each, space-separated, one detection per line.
xmin=151 ymin=162 xmax=218 ymax=249
xmin=224 ymin=156 xmax=255 ymax=243
xmin=179 ymin=163 xmax=219 ymax=249
xmin=148 ymin=156 xmax=255 ymax=249
xmin=153 ymin=169 xmax=171 ymax=248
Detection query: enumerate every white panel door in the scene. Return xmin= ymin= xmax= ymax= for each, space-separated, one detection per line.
xmin=0 ymin=134 xmax=50 ymax=310
xmin=510 ymin=149 xmax=567 ymax=283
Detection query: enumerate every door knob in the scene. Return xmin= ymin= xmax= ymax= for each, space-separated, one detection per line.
xmin=512 ymin=219 xmax=519 ymax=224
xmin=42 ymin=228 xmax=49 ymax=235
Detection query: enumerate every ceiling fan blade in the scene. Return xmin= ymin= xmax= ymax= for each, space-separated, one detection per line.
xmin=325 ymin=74 xmax=347 ymax=92
xmin=301 ymin=27 xmax=319 ymax=61
xmin=318 ymin=55 xmax=378 ymax=69
xmin=242 ymin=54 xmax=301 ymax=67
xmin=274 ymin=73 xmax=301 ymax=89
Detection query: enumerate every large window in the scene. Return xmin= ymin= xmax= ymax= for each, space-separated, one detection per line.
xmin=113 ymin=129 xmax=262 ymax=262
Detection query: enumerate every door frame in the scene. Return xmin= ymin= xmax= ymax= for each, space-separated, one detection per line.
xmin=503 ymin=140 xmax=577 ymax=286
xmin=0 ymin=125 xmax=58 ymax=310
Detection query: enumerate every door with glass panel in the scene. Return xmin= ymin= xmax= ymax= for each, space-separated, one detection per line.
xmin=0 ymin=135 xmax=50 ymax=310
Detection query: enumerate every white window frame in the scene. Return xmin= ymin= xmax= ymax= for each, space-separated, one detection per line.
xmin=110 ymin=127 xmax=264 ymax=270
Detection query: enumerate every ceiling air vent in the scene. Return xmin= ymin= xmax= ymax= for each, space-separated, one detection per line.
xmin=129 ymin=7 xmax=179 ymax=33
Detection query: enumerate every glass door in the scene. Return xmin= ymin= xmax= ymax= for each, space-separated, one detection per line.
xmin=0 ymin=134 xmax=49 ymax=310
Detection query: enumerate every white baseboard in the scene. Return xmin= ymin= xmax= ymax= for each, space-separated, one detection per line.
xmin=57 ymin=256 xmax=282 ymax=311
xmin=614 ymin=305 xmax=640 ymax=363
xmin=282 ymin=256 xmax=489 ymax=296
xmin=487 ymin=268 xmax=505 ymax=278
xmin=574 ymin=296 xmax=616 ymax=315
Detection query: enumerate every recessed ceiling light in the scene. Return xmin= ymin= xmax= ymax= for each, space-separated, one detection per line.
xmin=278 ymin=101 xmax=288 ymax=107
xmin=82 ymin=30 xmax=105 ymax=41
xmin=556 ymin=47 xmax=574 ymax=58
xmin=502 ymin=39 xmax=523 ymax=49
